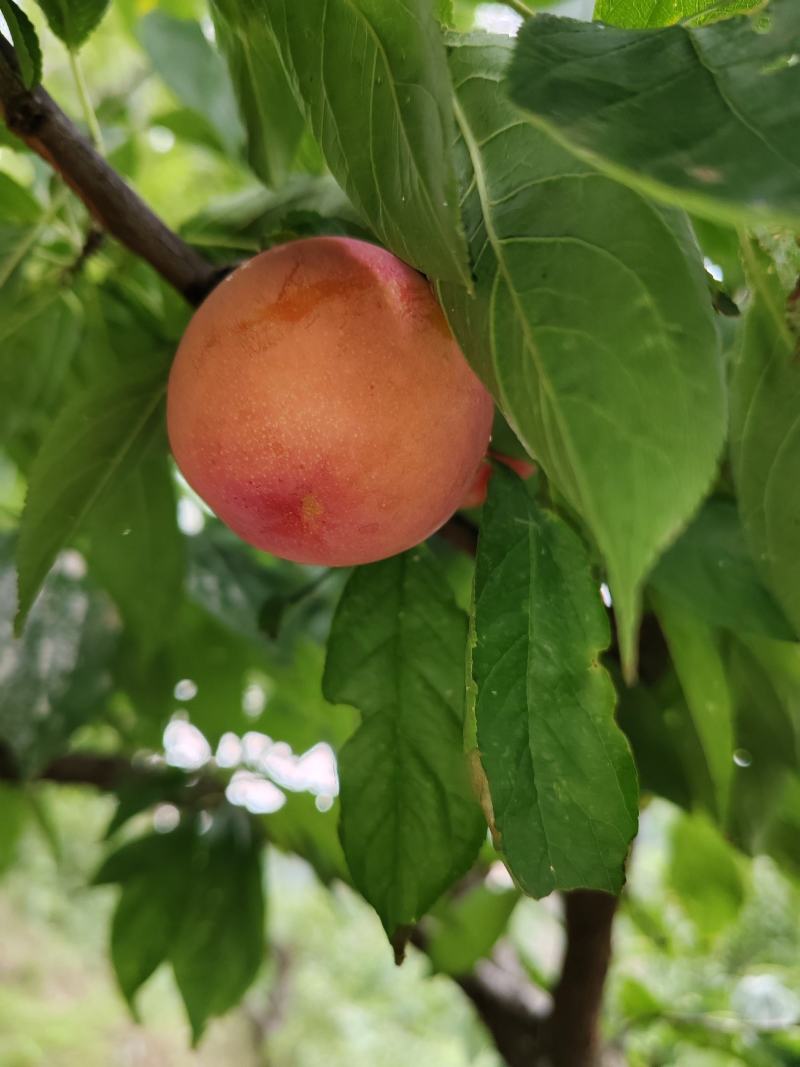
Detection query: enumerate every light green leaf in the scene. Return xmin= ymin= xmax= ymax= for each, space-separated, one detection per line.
xmin=324 ymin=547 xmax=485 ymax=938
xmin=137 ymin=12 xmax=243 ymax=157
xmin=428 ymin=885 xmax=519 ymax=975
xmin=266 ymin=792 xmax=349 ymax=886
xmin=651 ymin=592 xmax=734 ymax=822
xmin=210 ymin=0 xmax=306 ymax=186
xmin=261 ymin=0 xmax=470 ymax=285
xmin=471 ymin=466 xmax=639 ymax=898
xmin=0 ymin=783 xmax=28 ymax=874
xmin=85 ymin=437 xmax=184 ymax=662
xmin=0 ymin=173 xmax=40 ymax=223
xmin=649 ymin=498 xmax=795 ymax=641
xmin=15 ymin=364 xmax=168 ymax=633
xmin=31 ymin=0 xmax=110 ymax=48
xmin=730 ymin=239 xmax=800 ymax=640
xmin=594 ymin=0 xmax=761 ymax=27
xmin=438 ymin=35 xmax=724 ymax=673
xmin=668 ymin=811 xmax=747 ymax=935
xmin=0 ymin=0 xmax=41 ymax=87
xmin=0 ymin=535 xmax=118 ymax=775
xmin=508 ymin=3 xmax=800 ymax=227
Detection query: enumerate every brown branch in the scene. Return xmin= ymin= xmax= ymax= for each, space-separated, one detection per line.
xmin=546 ymin=890 xmax=619 ymax=1067
xmin=0 ymin=37 xmax=222 ymax=306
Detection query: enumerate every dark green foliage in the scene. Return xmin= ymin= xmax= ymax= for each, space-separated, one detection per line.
xmin=324 ymin=548 xmax=485 ymax=937
xmin=471 ymin=467 xmax=638 ymax=897
xmin=95 ymin=807 xmax=265 ymax=1041
xmin=509 ymin=2 xmax=800 ymax=226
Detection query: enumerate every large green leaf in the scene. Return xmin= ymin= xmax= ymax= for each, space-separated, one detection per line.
xmin=95 ymin=808 xmax=265 ymax=1042
xmin=0 ymin=536 xmax=118 ymax=774
xmin=137 ymin=12 xmax=243 ymax=157
xmin=209 ymin=0 xmax=306 ymax=186
xmin=0 ymin=0 xmax=41 ymax=87
xmin=31 ymin=0 xmax=110 ymax=48
xmin=438 ymin=35 xmax=724 ymax=672
xmin=508 ymin=3 xmax=800 ymax=227
xmin=649 ymin=499 xmax=794 ymax=641
xmin=730 ymin=240 xmax=800 ymax=639
xmin=85 ymin=437 xmax=184 ymax=662
xmin=471 ymin=467 xmax=638 ymax=898
xmin=651 ymin=592 xmax=734 ymax=822
xmin=15 ymin=363 xmax=168 ymax=633
xmin=323 ymin=547 xmax=484 ymax=939
xmin=260 ymin=0 xmax=470 ymax=285
xmin=594 ymin=0 xmax=761 ymax=27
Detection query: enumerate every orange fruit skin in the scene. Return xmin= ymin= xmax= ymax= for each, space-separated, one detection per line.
xmin=461 ymin=454 xmax=537 ymax=509
xmin=167 ymin=237 xmax=494 ymax=566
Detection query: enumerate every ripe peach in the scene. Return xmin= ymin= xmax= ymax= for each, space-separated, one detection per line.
xmin=461 ymin=453 xmax=536 ymax=509
xmin=167 ymin=237 xmax=493 ymax=566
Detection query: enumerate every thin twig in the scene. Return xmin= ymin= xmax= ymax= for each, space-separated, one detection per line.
xmin=0 ymin=36 xmax=222 ymax=305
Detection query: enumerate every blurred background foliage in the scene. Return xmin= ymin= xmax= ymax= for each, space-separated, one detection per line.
xmin=3 ymin=790 xmax=800 ymax=1066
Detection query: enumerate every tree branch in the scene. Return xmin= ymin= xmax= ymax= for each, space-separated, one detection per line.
xmin=546 ymin=890 xmax=619 ymax=1067
xmin=0 ymin=37 xmax=222 ymax=306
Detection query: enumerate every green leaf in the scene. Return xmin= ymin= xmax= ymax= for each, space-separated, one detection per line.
xmin=209 ymin=0 xmax=306 ymax=186
xmin=729 ymin=637 xmax=800 ymax=776
xmin=180 ymin=176 xmax=364 ymax=261
xmin=0 ymin=535 xmax=118 ymax=774
xmin=31 ymin=0 xmax=110 ymax=48
xmin=649 ymin=499 xmax=795 ymax=642
xmin=324 ymin=547 xmax=484 ymax=937
xmin=730 ymin=240 xmax=800 ymax=642
xmin=85 ymin=437 xmax=184 ymax=662
xmin=0 ymin=783 xmax=28 ymax=874
xmin=15 ymin=363 xmax=168 ymax=634
xmin=427 ymin=885 xmax=519 ymax=975
xmin=170 ymin=817 xmax=265 ymax=1043
xmin=97 ymin=810 xmax=265 ymax=1041
xmin=651 ymin=593 xmax=734 ymax=822
xmin=0 ymin=290 xmax=84 ymax=472
xmin=471 ymin=466 xmax=638 ymax=898
xmin=137 ymin=12 xmax=243 ymax=157
xmin=110 ymin=864 xmax=185 ymax=1011
xmin=438 ymin=35 xmax=724 ymax=673
xmin=508 ymin=3 xmax=800 ymax=227
xmin=594 ymin=0 xmax=761 ymax=27
xmin=733 ymin=243 xmax=800 ymax=644
xmin=0 ymin=0 xmax=41 ymax=87
xmin=261 ymin=0 xmax=470 ymax=285
xmin=668 ymin=811 xmax=747 ymax=936
xmin=0 ymin=172 xmax=40 ymax=223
